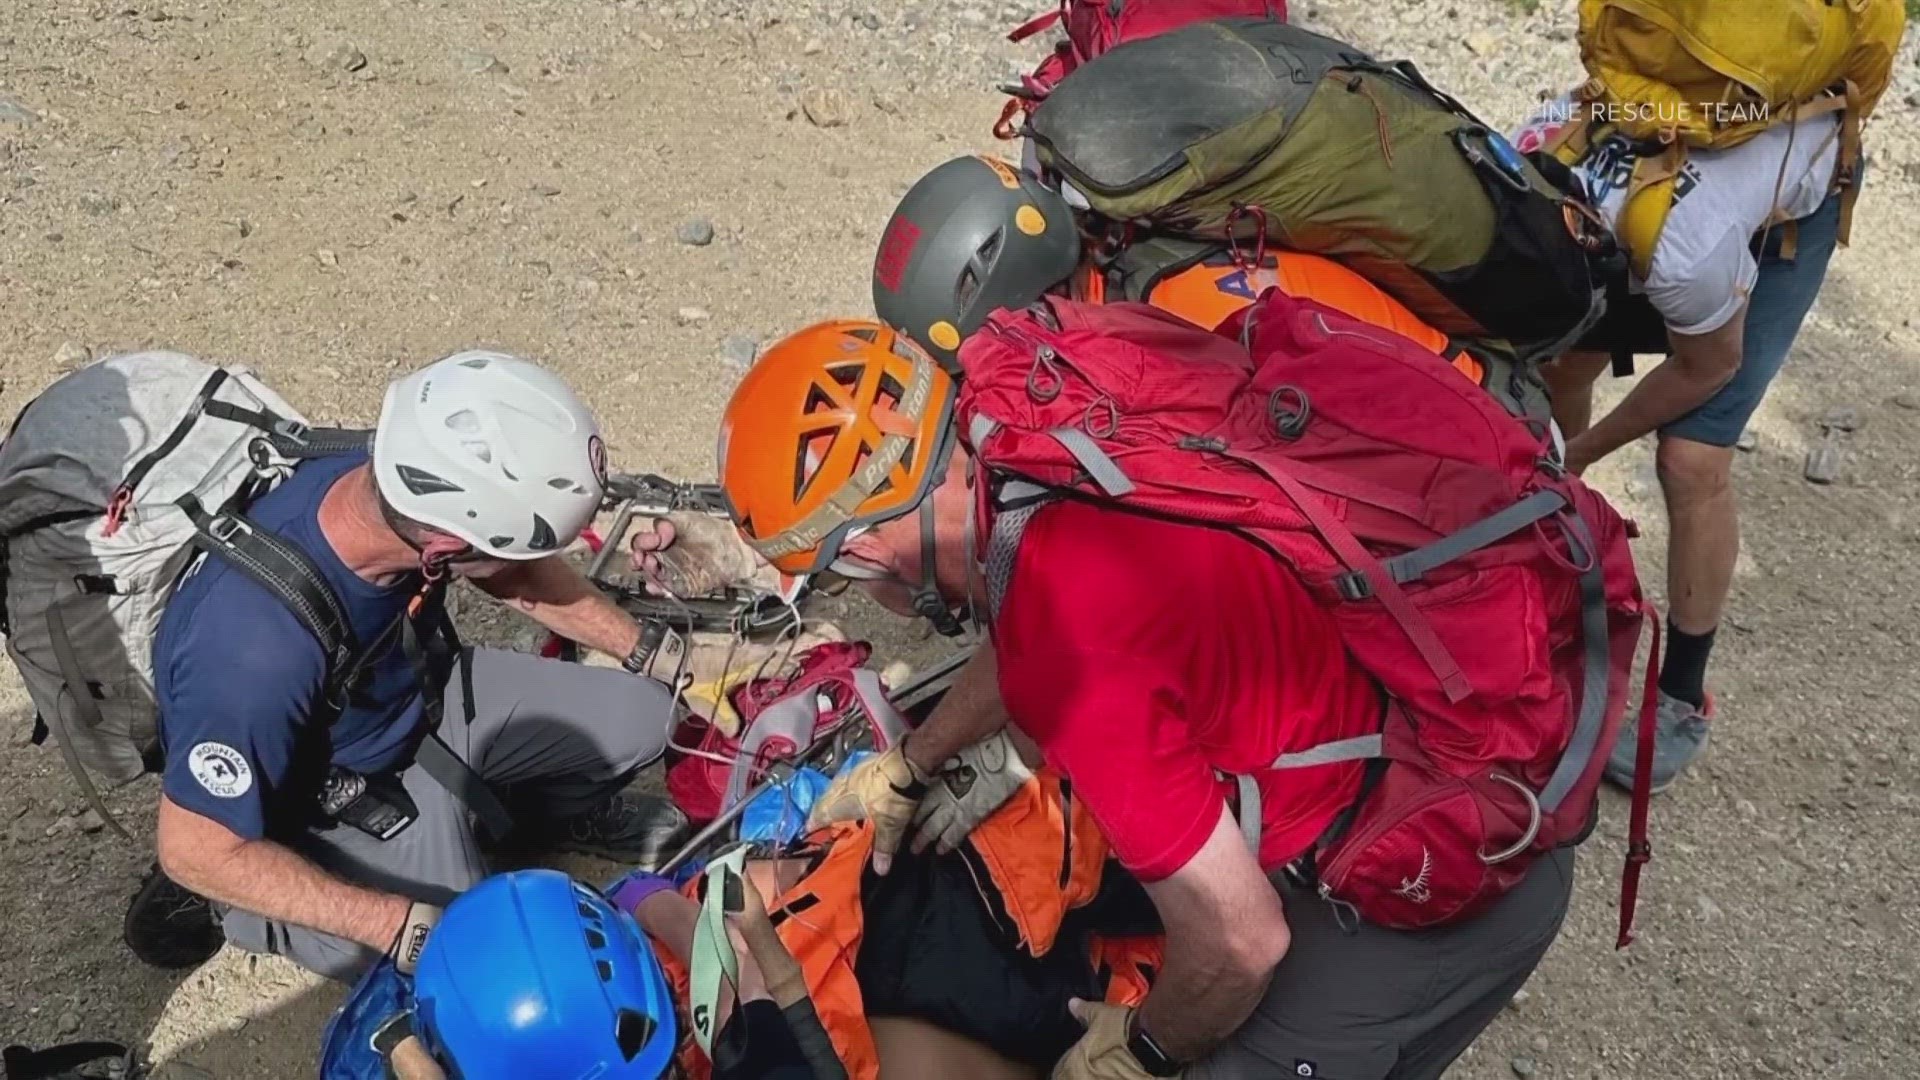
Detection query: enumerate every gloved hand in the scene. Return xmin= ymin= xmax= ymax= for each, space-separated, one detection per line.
xmin=806 ymin=743 xmax=930 ymax=876
xmin=1051 ymin=1000 xmax=1162 ymax=1080
xmin=910 ymin=729 xmax=1034 ymax=856
xmin=387 ymin=900 xmax=443 ymax=977
xmin=604 ymin=869 xmax=680 ymax=915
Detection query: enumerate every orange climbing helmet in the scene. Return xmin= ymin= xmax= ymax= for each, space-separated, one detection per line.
xmin=716 ymin=319 xmax=960 ymax=583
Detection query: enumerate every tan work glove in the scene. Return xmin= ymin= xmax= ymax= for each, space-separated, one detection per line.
xmin=910 ymin=729 xmax=1033 ymax=856
xmin=1052 ymin=1000 xmax=1164 ymax=1080
xmin=806 ymin=743 xmax=930 ymax=875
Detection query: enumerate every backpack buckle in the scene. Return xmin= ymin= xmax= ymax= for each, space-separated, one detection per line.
xmin=205 ymin=514 xmax=250 ymax=544
xmin=273 ymin=418 xmax=311 ymax=445
xmin=1335 ymin=570 xmax=1373 ymax=601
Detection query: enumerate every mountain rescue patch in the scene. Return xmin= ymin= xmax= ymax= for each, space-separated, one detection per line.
xmin=188 ymin=742 xmax=253 ymax=799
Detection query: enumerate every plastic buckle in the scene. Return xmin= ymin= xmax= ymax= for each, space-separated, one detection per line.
xmin=272 ymin=418 xmax=311 ymax=445
xmin=1626 ymin=839 xmax=1652 ymax=866
xmin=1335 ymin=571 xmax=1373 ymax=601
xmin=206 ymin=515 xmax=249 ymax=544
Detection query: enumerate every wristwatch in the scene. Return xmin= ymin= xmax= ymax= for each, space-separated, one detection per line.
xmin=621 ymin=622 xmax=670 ymax=676
xmin=1126 ymin=1012 xmax=1185 ymax=1078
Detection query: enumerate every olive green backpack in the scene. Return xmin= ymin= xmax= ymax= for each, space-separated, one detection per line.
xmin=1024 ymin=17 xmax=1623 ymax=363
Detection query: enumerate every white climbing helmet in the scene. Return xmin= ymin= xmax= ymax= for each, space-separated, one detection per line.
xmin=373 ymin=350 xmax=607 ymax=560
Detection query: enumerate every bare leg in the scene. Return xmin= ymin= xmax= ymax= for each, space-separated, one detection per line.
xmin=872 ymin=1017 xmax=1040 ymax=1080
xmin=1540 ymin=349 xmax=1612 ymax=438
xmin=1655 ymin=435 xmax=1739 ymax=636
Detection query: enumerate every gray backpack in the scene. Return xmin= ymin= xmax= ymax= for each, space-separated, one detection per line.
xmin=0 ymin=351 xmax=377 ymax=837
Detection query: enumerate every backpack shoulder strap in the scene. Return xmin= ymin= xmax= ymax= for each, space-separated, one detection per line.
xmin=176 ymin=494 xmax=363 ymax=687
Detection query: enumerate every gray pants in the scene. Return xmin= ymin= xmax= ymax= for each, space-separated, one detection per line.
xmin=1191 ymin=847 xmax=1576 ymax=1080
xmin=222 ymin=648 xmax=678 ymax=982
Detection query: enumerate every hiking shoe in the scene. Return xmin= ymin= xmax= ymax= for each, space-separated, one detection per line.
xmin=1603 ymin=691 xmax=1714 ymax=795
xmin=552 ymin=793 xmax=691 ymax=868
xmin=123 ymin=861 xmax=224 ymax=970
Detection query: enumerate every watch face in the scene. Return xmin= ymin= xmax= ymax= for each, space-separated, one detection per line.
xmin=1128 ymin=1025 xmax=1182 ymax=1077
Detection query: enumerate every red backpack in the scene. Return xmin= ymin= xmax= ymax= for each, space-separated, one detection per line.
xmin=955 ymin=291 xmax=1663 ymax=946
xmin=994 ymin=0 xmax=1289 ymax=139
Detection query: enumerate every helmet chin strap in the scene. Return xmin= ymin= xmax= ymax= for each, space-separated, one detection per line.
xmin=910 ymin=496 xmax=968 ymax=637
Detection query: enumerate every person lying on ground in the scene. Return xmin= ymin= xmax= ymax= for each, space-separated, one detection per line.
xmin=612 ymin=763 xmax=1162 ymax=1080
xmin=142 ymin=351 xmax=691 ymax=983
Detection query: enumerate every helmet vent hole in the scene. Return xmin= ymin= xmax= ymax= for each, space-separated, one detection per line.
xmin=876 ymin=373 xmax=906 ymax=413
xmin=845 ymin=326 xmax=881 ymax=344
xmin=458 ymin=356 xmax=491 ymax=370
xmin=546 ymin=476 xmax=574 ymax=490
xmin=596 ymin=959 xmax=615 ymax=982
xmin=445 ymin=409 xmax=482 ymax=435
xmin=975 ymin=230 xmax=1003 ymax=263
xmin=529 ymin=515 xmax=558 ymax=551
xmin=584 ymin=926 xmax=608 ymax=950
xmin=804 ymin=385 xmax=837 ymax=416
xmin=615 ymin=1009 xmax=658 ymax=1060
xmin=462 ymin=440 xmax=492 ymax=465
xmin=825 ymin=362 xmax=862 ymax=391
xmin=489 ymin=535 xmax=513 ymax=548
xmin=955 ymin=265 xmax=981 ymax=309
xmin=794 ymin=428 xmax=838 ymax=502
xmin=576 ymin=902 xmax=597 ymax=919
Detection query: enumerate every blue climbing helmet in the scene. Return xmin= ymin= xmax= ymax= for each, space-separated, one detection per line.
xmin=412 ymin=868 xmax=678 ymax=1079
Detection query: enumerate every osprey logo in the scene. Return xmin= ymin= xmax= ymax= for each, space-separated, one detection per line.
xmin=1394 ymin=845 xmax=1434 ymax=905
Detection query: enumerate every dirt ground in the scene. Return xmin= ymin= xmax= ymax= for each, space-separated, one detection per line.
xmin=3 ymin=0 xmax=1919 ymax=1075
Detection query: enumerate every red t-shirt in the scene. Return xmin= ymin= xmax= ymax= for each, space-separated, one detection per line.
xmin=992 ymin=499 xmax=1382 ymax=883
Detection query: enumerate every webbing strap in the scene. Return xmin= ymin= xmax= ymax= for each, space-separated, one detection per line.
xmin=1618 ymin=612 xmax=1663 ymax=950
xmin=179 ymin=496 xmax=361 ymax=674
xmin=1049 ymin=427 xmax=1134 ymax=496
xmin=982 ymin=500 xmax=1044 ymax=622
xmin=1537 ymin=512 xmax=1611 ymax=813
xmin=1382 ymin=490 xmax=1568 ymax=586
xmin=1229 ymin=452 xmax=1472 ymax=702
xmin=42 ymin=603 xmax=136 ymax=842
xmin=1232 ymin=774 xmax=1261 ymax=855
xmin=412 ymin=733 xmax=511 ymax=842
xmin=690 ymin=846 xmax=751 ymax=1057
xmin=1269 ymin=734 xmax=1385 ymax=770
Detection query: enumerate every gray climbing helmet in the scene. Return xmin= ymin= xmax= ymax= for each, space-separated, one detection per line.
xmin=871 ymin=155 xmax=1082 ymax=375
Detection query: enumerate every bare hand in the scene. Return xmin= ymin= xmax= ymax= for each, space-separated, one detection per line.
xmin=629 ymin=518 xmax=679 ymax=595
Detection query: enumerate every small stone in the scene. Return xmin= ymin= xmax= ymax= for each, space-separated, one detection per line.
xmin=802 ymin=37 xmax=824 ymax=55
xmin=800 ymin=87 xmax=850 ymax=128
xmin=1507 ymin=987 xmax=1531 ymax=1010
xmin=676 ymin=218 xmax=715 ymax=246
xmin=0 ymin=93 xmax=40 ymax=125
xmin=1906 ymin=91 xmax=1920 ymax=110
xmin=1695 ymin=893 xmax=1724 ymax=921
xmin=44 ymin=816 xmax=76 ymax=838
xmin=306 ymin=41 xmax=368 ymax=72
xmin=1892 ymin=391 xmax=1920 ymax=411
xmin=1530 ymin=1035 xmax=1549 ymax=1054
xmin=456 ymin=49 xmax=508 ymax=75
xmin=1465 ymin=31 xmax=1501 ymax=55
xmin=54 ymin=341 xmax=91 ymax=369
xmin=1510 ymin=1057 xmax=1537 ymax=1079
xmin=637 ymin=30 xmax=664 ymax=51
xmin=315 ymin=248 xmax=339 ymax=267
xmin=77 ymin=809 xmax=106 ymax=834
xmin=871 ymin=93 xmax=900 ymax=116
xmin=78 ymin=192 xmax=119 ymax=215
xmin=959 ymin=8 xmax=987 ymax=25
xmin=1736 ymin=430 xmax=1758 ymax=452
xmin=860 ymin=12 xmax=880 ymax=29
xmin=676 ymin=306 xmax=711 ymax=326
xmin=530 ymin=182 xmax=561 ymax=196
xmin=720 ymin=335 xmax=760 ymax=369
xmin=57 ymin=1011 xmax=81 ymax=1035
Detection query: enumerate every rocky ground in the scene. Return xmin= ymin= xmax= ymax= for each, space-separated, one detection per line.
xmin=3 ymin=0 xmax=1919 ymax=1075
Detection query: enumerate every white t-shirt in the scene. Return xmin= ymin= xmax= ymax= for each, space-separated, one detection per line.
xmin=1512 ymin=93 xmax=1843 ymax=335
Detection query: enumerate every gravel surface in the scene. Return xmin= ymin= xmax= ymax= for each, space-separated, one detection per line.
xmin=3 ymin=0 xmax=1918 ymax=1074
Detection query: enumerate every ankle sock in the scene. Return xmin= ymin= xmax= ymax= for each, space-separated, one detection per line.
xmin=1658 ymin=619 xmax=1715 ymax=708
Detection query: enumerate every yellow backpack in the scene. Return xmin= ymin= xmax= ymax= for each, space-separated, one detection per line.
xmin=1542 ymin=0 xmax=1907 ymax=279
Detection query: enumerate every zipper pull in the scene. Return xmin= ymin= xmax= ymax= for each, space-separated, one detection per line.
xmin=101 ymin=485 xmax=134 ymax=538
